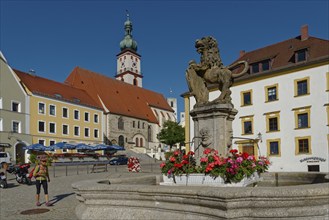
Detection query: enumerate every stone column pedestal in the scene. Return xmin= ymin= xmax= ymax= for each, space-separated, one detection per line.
xmin=190 ymin=103 xmax=237 ymax=160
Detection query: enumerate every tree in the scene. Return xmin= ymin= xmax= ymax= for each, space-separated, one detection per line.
xmin=157 ymin=121 xmax=185 ymax=150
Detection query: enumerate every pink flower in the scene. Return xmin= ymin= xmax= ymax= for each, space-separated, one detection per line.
xmin=247 ymin=155 xmax=255 ymax=161
xmin=236 ymin=157 xmax=243 ymax=163
xmin=169 ymin=157 xmax=176 ymax=162
xmin=200 ymin=157 xmax=208 ymax=163
xmin=187 ymin=151 xmax=195 ymax=156
xmin=160 ymin=162 xmax=166 ymax=168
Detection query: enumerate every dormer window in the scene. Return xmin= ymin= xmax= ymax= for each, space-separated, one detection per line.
xmin=250 ymin=59 xmax=271 ymax=74
xmin=251 ymin=63 xmax=259 ymax=74
xmin=295 ymin=49 xmax=307 ymax=62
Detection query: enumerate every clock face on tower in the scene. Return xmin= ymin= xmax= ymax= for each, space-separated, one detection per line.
xmin=132 ymin=61 xmax=137 ymax=68
xmin=121 ymin=61 xmax=125 ymax=68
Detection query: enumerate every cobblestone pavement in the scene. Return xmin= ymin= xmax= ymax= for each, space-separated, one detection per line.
xmin=0 ymin=154 xmax=161 ymax=220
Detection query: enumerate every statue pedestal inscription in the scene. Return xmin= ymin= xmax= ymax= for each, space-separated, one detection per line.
xmin=190 ymin=103 xmax=237 ymax=159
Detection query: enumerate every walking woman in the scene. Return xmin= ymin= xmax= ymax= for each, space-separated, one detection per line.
xmin=33 ymin=156 xmax=50 ymax=206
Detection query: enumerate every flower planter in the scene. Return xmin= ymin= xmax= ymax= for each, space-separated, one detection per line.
xmin=161 ymin=173 xmax=262 ymax=187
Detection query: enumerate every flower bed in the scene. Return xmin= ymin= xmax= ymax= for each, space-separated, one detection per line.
xmin=160 ymin=148 xmax=270 ymax=186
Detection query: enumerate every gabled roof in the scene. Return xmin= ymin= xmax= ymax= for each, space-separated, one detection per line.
xmin=14 ymin=69 xmax=102 ymax=110
xmin=231 ymin=35 xmax=329 ymax=81
xmin=65 ymin=67 xmax=173 ymax=124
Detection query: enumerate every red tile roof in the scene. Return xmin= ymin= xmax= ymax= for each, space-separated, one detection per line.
xmin=231 ymin=35 xmax=329 ymax=81
xmin=14 ymin=69 xmax=102 ymax=109
xmin=65 ymin=67 xmax=173 ymax=123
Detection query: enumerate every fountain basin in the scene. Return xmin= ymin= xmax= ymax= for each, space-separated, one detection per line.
xmin=72 ymin=173 xmax=329 ymax=219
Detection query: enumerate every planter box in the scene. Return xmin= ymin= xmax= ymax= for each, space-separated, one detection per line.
xmin=161 ymin=173 xmax=262 ymax=187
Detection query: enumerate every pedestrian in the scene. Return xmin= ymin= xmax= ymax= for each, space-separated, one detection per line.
xmin=33 ymin=156 xmax=50 ymax=206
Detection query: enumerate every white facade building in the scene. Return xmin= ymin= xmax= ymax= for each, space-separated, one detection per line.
xmin=184 ymin=25 xmax=329 ymax=173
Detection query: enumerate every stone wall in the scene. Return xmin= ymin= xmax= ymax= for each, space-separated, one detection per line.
xmin=72 ymin=174 xmax=329 ymax=219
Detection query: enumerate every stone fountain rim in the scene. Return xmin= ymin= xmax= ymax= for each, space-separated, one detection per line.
xmin=72 ymin=174 xmax=329 ymax=199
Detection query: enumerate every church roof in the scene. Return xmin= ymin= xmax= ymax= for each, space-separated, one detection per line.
xmin=14 ymin=69 xmax=102 ymax=109
xmin=65 ymin=66 xmax=173 ymax=124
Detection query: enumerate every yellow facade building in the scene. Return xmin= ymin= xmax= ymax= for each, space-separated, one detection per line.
xmin=14 ymin=69 xmax=103 ymax=149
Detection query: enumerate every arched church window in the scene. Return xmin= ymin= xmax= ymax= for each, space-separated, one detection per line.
xmin=148 ymin=125 xmax=152 ymax=142
xmin=118 ymin=117 xmax=124 ymax=130
xmin=118 ymin=135 xmax=124 ymax=147
xmin=133 ymin=78 xmax=138 ymax=86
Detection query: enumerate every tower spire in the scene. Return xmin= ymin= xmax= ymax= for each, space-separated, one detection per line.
xmin=120 ymin=11 xmax=137 ymax=51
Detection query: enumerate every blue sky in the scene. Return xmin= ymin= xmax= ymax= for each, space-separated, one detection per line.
xmin=1 ymin=0 xmax=328 ymax=121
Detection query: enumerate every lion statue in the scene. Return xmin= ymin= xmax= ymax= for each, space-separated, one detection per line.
xmin=186 ymin=36 xmax=249 ymax=107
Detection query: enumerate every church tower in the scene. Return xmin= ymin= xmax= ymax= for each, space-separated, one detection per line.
xmin=116 ymin=12 xmax=143 ymax=87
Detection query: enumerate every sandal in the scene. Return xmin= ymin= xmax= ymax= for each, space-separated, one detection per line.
xmin=45 ymin=202 xmax=51 ymax=207
xmin=36 ymin=202 xmax=41 ymax=206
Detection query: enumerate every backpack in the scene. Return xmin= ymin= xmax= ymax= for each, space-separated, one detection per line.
xmin=28 ymin=166 xmax=37 ymax=179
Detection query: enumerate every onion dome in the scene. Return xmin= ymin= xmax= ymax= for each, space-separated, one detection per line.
xmin=120 ymin=12 xmax=138 ymax=51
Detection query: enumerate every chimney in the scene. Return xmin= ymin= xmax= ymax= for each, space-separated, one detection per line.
xmin=239 ymin=50 xmax=246 ymax=58
xmin=301 ymin=25 xmax=309 ymax=41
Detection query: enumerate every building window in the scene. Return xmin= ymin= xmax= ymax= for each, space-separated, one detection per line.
xmin=94 ymin=129 xmax=99 ymax=138
xmin=267 ymin=139 xmax=281 ymax=157
xmin=12 ymin=121 xmax=21 ymax=133
xmin=12 ymin=101 xmax=21 ymax=112
xmin=265 ymin=84 xmax=278 ymax=102
xmin=118 ymin=135 xmax=124 ymax=147
xmin=261 ymin=60 xmax=270 ymax=71
xmin=49 ymin=122 xmax=56 ymax=134
xmin=0 ymin=118 xmax=2 ymax=131
xmin=38 ymin=139 xmax=45 ymax=146
xmin=324 ymin=72 xmax=329 ymax=91
xmin=94 ymin=114 xmax=99 ymax=123
xmin=118 ymin=117 xmax=124 ymax=130
xmin=148 ymin=125 xmax=152 ymax=142
xmin=326 ymin=104 xmax=329 ymax=126
xmin=38 ymin=103 xmax=45 ymax=114
xmin=38 ymin=121 xmax=45 ymax=133
xmin=62 ymin=124 xmax=68 ymax=135
xmin=295 ymin=49 xmax=307 ymax=62
xmin=49 ymin=105 xmax=56 ymax=116
xmin=298 ymin=113 xmax=308 ymax=128
xmin=269 ymin=118 xmax=278 ymax=131
xmin=293 ymin=106 xmax=311 ymax=129
xmin=62 ymin=107 xmax=68 ymax=118
xmin=294 ymin=77 xmax=310 ymax=97
xmin=241 ymin=90 xmax=252 ymax=106
xmin=49 ymin=140 xmax=55 ymax=146
xmin=74 ymin=126 xmax=80 ymax=136
xmin=264 ymin=111 xmax=280 ymax=132
xmin=240 ymin=116 xmax=254 ymax=135
xmin=295 ymin=136 xmax=311 ymax=154
xmin=84 ymin=128 xmax=90 ymax=137
xmin=236 ymin=140 xmax=258 ymax=158
xmin=84 ymin=112 xmax=89 ymax=122
xmin=138 ymin=121 xmax=140 ymax=129
xmin=133 ymin=121 xmax=135 ymax=128
xmin=74 ymin=110 xmax=79 ymax=120
xmin=251 ymin=63 xmax=259 ymax=74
